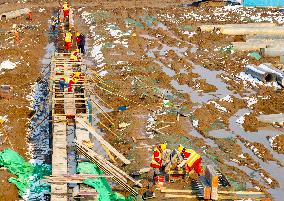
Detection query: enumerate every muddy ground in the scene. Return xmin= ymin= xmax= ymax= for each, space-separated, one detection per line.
xmin=76 ymin=2 xmax=284 ymax=201
xmin=0 ymin=0 xmax=284 ymax=201
xmin=0 ymin=2 xmax=57 ymax=200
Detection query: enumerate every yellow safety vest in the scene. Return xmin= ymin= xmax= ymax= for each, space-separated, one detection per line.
xmin=185 ymin=149 xmax=200 ymax=167
xmin=70 ymin=51 xmax=78 ymax=61
xmin=65 ymin=32 xmax=72 ymax=42
xmin=63 ymin=3 xmax=69 ymax=11
xmin=151 ymin=147 xmax=162 ymax=166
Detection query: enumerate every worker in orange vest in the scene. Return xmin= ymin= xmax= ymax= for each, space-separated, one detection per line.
xmin=27 ymin=11 xmax=32 ymax=21
xmin=62 ymin=1 xmax=70 ymax=20
xmin=64 ymin=30 xmax=72 ymax=52
xmin=70 ymin=49 xmax=80 ymax=62
xmin=150 ymin=143 xmax=167 ymax=175
xmin=177 ymin=145 xmax=203 ymax=175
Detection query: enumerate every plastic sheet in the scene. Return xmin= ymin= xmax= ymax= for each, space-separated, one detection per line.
xmin=77 ymin=162 xmax=134 ymax=201
xmin=0 ymin=149 xmax=51 ymax=199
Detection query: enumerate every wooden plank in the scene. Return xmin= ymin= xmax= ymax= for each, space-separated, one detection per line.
xmin=76 ymin=117 xmax=131 ymax=165
xmin=76 ymin=143 xmax=139 ymax=196
xmin=164 ymin=194 xmax=199 ymax=199
xmin=51 ymin=116 xmax=68 ymax=201
xmin=205 ymin=165 xmax=218 ymax=200
xmin=218 ymin=190 xmax=266 ymax=195
xmin=161 ymin=189 xmax=197 ymax=193
xmin=64 ymin=93 xmax=76 ymax=115
xmin=198 ymin=176 xmax=211 ymax=200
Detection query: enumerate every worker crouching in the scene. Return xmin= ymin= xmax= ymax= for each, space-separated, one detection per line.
xmin=177 ymin=145 xmax=203 ymax=176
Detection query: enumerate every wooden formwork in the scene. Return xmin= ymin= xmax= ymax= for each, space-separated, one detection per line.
xmin=50 ymin=52 xmax=89 ymax=201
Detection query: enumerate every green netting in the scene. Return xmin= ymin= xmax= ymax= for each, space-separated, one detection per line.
xmin=0 ymin=149 xmax=51 ymax=199
xmin=77 ymin=162 xmax=134 ymax=201
xmin=248 ymin=52 xmax=262 ymax=60
xmin=125 ymin=18 xmax=144 ymax=29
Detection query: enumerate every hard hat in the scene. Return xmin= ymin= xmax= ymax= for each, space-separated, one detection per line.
xmin=76 ymin=32 xmax=80 ymax=36
xmin=160 ymin=143 xmax=167 ymax=151
xmin=177 ymin=144 xmax=184 ymax=153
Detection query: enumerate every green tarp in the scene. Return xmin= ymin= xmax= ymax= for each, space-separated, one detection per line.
xmin=0 ymin=149 xmax=51 ymax=199
xmin=248 ymin=52 xmax=262 ymax=60
xmin=77 ymin=162 xmax=134 ymax=201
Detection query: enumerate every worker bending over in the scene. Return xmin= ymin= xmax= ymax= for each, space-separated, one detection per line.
xmin=70 ymin=49 xmax=80 ymax=62
xmin=62 ymin=1 xmax=70 ymax=20
xmin=64 ymin=30 xmax=72 ymax=52
xmin=76 ymin=32 xmax=86 ymax=54
xmin=150 ymin=144 xmax=167 ymax=176
xmin=177 ymin=145 xmax=203 ymax=175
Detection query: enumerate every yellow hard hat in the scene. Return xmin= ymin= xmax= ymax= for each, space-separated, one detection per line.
xmin=160 ymin=143 xmax=167 ymax=151
xmin=76 ymin=32 xmax=80 ymax=36
xmin=177 ymin=144 xmax=184 ymax=153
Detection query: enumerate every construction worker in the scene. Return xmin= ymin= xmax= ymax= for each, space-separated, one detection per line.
xmin=27 ymin=11 xmax=32 ymax=21
xmin=62 ymin=1 xmax=70 ymax=20
xmin=177 ymin=145 xmax=203 ymax=175
xmin=76 ymin=32 xmax=86 ymax=54
xmin=69 ymin=72 xmax=81 ymax=83
xmin=70 ymin=49 xmax=80 ymax=62
xmin=64 ymin=30 xmax=72 ymax=52
xmin=51 ymin=16 xmax=57 ymax=32
xmin=150 ymin=143 xmax=167 ymax=176
xmin=59 ymin=76 xmax=69 ymax=91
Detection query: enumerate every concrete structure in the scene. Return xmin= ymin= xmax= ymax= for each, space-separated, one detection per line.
xmin=1 ymin=8 xmax=31 ymax=20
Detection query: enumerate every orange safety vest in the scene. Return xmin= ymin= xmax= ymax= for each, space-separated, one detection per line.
xmin=151 ymin=147 xmax=162 ymax=168
xmin=183 ymin=149 xmax=200 ymax=168
xmin=65 ymin=32 xmax=72 ymax=42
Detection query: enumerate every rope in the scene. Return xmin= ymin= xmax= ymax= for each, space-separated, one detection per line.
xmin=89 ymin=77 xmax=141 ymax=106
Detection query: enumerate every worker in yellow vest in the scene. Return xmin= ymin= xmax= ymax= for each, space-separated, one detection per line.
xmin=70 ymin=49 xmax=80 ymax=62
xmin=62 ymin=1 xmax=70 ymax=20
xmin=64 ymin=30 xmax=72 ymax=52
xmin=177 ymin=145 xmax=203 ymax=175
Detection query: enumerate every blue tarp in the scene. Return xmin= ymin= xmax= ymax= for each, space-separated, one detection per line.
xmin=244 ymin=0 xmax=284 ymax=7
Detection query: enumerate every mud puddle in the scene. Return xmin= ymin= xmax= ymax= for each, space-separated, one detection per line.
xmin=208 ymin=108 xmax=284 ymax=199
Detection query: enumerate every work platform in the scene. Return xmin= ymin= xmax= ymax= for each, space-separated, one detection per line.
xmin=50 ymin=53 xmax=90 ymax=200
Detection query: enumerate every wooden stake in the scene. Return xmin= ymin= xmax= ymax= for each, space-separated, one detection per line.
xmin=76 ymin=117 xmax=130 ymax=165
